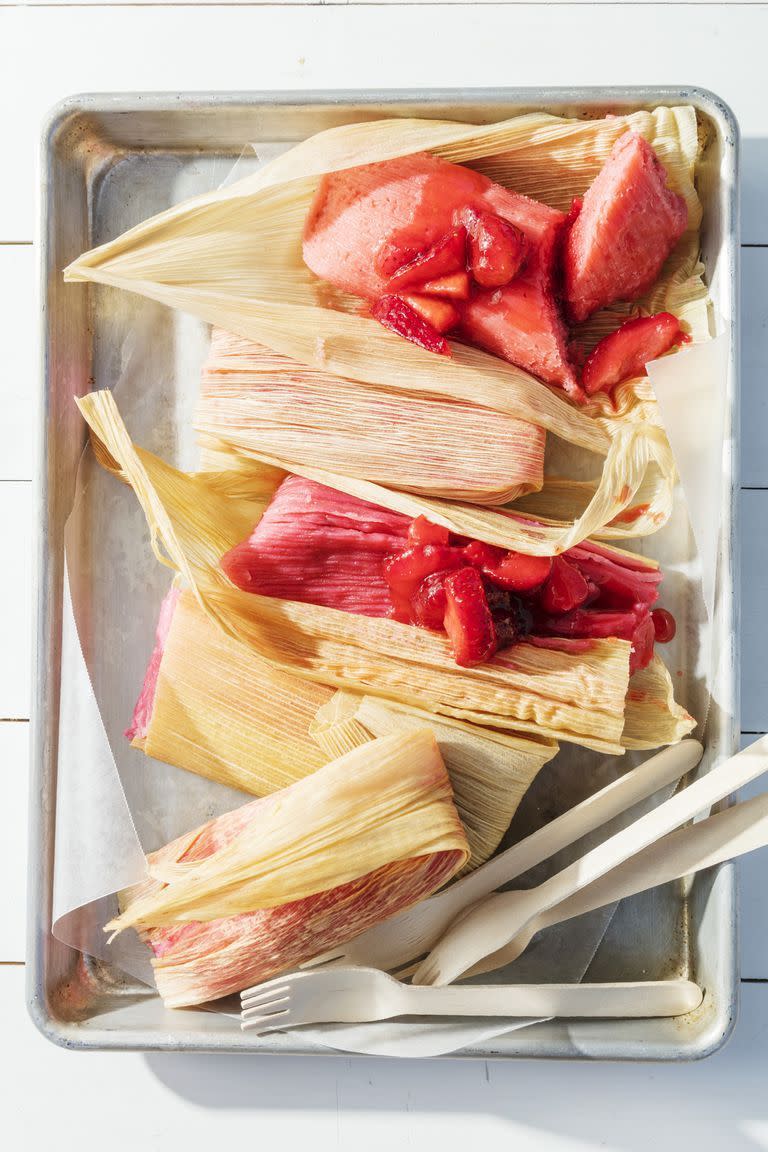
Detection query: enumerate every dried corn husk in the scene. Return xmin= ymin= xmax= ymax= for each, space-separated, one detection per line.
xmin=138 ymin=588 xmax=553 ymax=870
xmin=311 ymin=690 xmax=555 ymax=874
xmin=65 ymin=107 xmax=710 ymax=548
xmin=197 ymin=328 xmax=545 ymax=506
xmin=135 ymin=586 xmax=334 ymax=794
xmin=76 ymin=390 xmax=694 ymax=753
xmin=109 ymin=729 xmax=469 ymax=932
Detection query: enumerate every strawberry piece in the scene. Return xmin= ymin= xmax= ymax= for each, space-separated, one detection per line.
xmin=442 ymin=568 xmax=498 ymax=667
xmin=652 ymin=607 xmax=677 ymax=643
xmin=467 ymin=211 xmax=528 ymax=288
xmin=411 ymin=570 xmax=452 ymax=630
xmin=408 ymin=516 xmax=450 ymax=547
xmin=492 ymin=596 xmax=534 ymax=648
xmin=463 ymin=540 xmax=507 ymax=570
xmin=420 ymin=271 xmax=471 ymax=300
xmin=487 ymin=551 xmax=552 ymax=593
xmin=540 ymin=604 xmax=655 ymax=673
xmin=399 ymin=292 xmax=460 ymax=334
xmin=582 ymin=312 xmax=687 ymax=395
xmin=539 ymin=556 xmax=590 ymax=615
xmin=568 ymin=543 xmax=662 ymax=608
xmin=463 ymin=539 xmax=552 ymax=592
xmin=565 ymin=132 xmax=688 ymax=323
xmin=387 ymin=228 xmax=467 ymax=291
xmin=383 ymin=544 xmax=466 ymax=619
xmin=373 ymin=295 xmax=451 ymax=357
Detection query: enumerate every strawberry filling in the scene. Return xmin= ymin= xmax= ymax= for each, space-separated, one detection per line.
xmin=582 ymin=312 xmax=689 ymax=394
xmin=385 ymin=228 xmax=467 ymax=291
xmin=465 ymin=210 xmax=528 ymax=289
xmin=223 ymin=476 xmax=673 ymax=671
xmin=305 ymin=144 xmax=690 ymax=401
xmin=372 ymin=295 xmax=451 ymax=357
xmin=442 ymin=568 xmax=498 ymax=667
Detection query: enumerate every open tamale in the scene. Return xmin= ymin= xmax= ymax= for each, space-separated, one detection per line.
xmin=111 ymin=730 xmax=469 ymax=1007
xmin=64 ymin=106 xmax=712 ymax=547
xmin=76 ymin=390 xmax=694 ymax=753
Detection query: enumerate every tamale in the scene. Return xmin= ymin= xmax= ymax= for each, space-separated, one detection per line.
xmin=133 ymin=587 xmax=554 ymax=872
xmin=130 ymin=585 xmax=334 ymax=795
xmin=76 ymin=390 xmax=694 ymax=753
xmin=196 ymin=328 xmax=545 ymax=506
xmin=112 ymin=730 xmax=469 ymax=1006
xmin=64 ymin=106 xmax=711 ymax=546
xmin=311 ymin=691 xmax=555 ymax=875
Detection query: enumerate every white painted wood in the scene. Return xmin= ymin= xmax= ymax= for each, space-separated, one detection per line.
xmin=0 ymin=246 xmax=35 ymax=481
xmin=741 ymin=248 xmax=768 ymax=488
xmin=0 ymin=483 xmax=31 ymax=720
xmin=0 ymin=962 xmax=766 ymax=1151
xmin=740 ymin=490 xmax=768 ymax=734
xmin=0 ymin=723 xmax=29 ymax=963
xmin=1 ymin=5 xmax=767 ymax=241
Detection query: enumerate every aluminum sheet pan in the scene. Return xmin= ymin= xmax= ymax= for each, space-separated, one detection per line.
xmin=29 ymin=87 xmax=739 ymax=1059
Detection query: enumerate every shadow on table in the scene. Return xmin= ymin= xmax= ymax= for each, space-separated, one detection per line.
xmin=742 ymin=137 xmax=768 ymax=244
xmin=145 ymin=984 xmax=768 ymax=1150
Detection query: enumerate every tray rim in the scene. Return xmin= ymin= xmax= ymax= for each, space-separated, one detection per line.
xmin=28 ymin=85 xmax=740 ymax=1060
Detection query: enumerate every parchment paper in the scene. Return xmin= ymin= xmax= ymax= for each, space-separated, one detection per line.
xmin=50 ymin=145 xmax=728 ymax=1057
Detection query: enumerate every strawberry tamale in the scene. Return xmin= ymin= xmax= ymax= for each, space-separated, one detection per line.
xmin=303 ymin=152 xmax=579 ymax=396
xmin=222 ymin=474 xmax=671 ymax=676
xmin=77 ymin=389 xmax=694 ymax=754
xmin=128 ymin=586 xmax=334 ymax=795
xmin=110 ymin=731 xmax=469 ymax=1006
xmin=197 ymin=328 xmax=546 ymax=506
xmin=131 ymin=587 xmax=554 ymax=870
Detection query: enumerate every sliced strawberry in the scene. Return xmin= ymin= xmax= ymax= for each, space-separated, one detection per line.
xmin=467 ymin=211 xmax=528 ymax=289
xmin=463 ymin=540 xmax=552 ymax=592
xmin=568 ymin=543 xmax=662 ymax=608
xmin=540 ymin=603 xmax=655 ymax=672
xmin=463 ymin=540 xmax=507 ymax=571
xmin=399 ymin=293 xmax=460 ymax=334
xmin=411 ymin=570 xmax=452 ymax=630
xmin=383 ymin=544 xmax=466 ymax=619
xmin=373 ymin=295 xmax=451 ymax=357
xmin=408 ymin=516 xmax=450 ymax=547
xmin=581 ymin=312 xmax=687 ymax=395
xmin=539 ymin=556 xmax=590 ymax=615
xmin=387 ymin=228 xmax=467 ymax=292
xmin=443 ymin=568 xmax=498 ymax=667
xmin=652 ymin=607 xmax=677 ymax=643
xmin=487 ymin=551 xmax=552 ymax=593
xmin=420 ymin=271 xmax=472 ymax=300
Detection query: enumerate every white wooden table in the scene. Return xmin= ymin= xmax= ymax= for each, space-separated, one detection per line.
xmin=3 ymin=4 xmax=768 ymax=1147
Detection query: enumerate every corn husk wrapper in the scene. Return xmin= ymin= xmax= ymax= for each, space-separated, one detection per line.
xmin=197 ymin=328 xmax=545 ymax=506
xmin=76 ymin=390 xmax=694 ymax=753
xmin=109 ymin=728 xmax=469 ymax=933
xmin=140 ymin=589 xmax=553 ymax=872
xmin=65 ymin=107 xmax=710 ymax=552
xmin=135 ymin=587 xmax=335 ymax=794
xmin=311 ymin=690 xmax=554 ymax=876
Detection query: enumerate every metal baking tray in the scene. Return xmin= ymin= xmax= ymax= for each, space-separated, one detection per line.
xmin=29 ymin=88 xmax=739 ymax=1059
